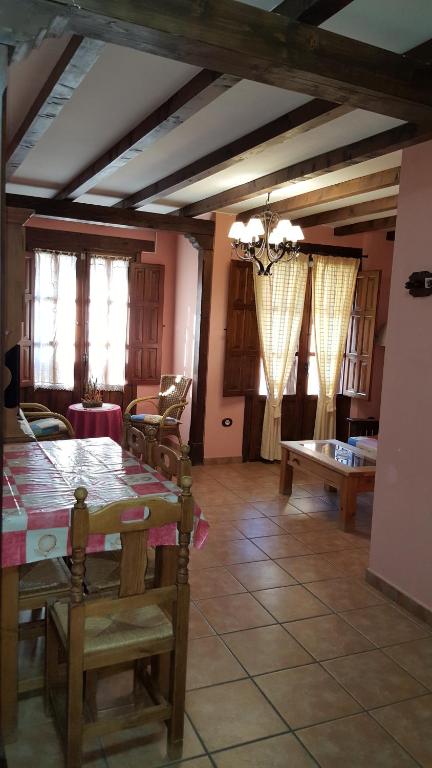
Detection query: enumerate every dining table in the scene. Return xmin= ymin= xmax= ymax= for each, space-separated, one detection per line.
xmin=1 ymin=436 xmax=209 ymax=738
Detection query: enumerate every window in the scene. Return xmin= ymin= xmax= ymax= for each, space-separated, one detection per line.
xmin=88 ymin=256 xmax=129 ymax=390
xmin=33 ymin=250 xmax=77 ymax=390
xmin=30 ymin=250 xmax=165 ymax=395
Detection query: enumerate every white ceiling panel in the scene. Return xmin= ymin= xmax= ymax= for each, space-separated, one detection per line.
xmin=9 ymin=44 xmax=200 ymax=187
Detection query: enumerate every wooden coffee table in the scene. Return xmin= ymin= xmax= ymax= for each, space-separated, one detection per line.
xmin=279 ymin=439 xmax=376 ymax=530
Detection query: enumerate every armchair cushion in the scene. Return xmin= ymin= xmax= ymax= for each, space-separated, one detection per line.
xmin=30 ymin=418 xmax=68 ymax=437
xmin=131 ymin=414 xmax=179 ymax=426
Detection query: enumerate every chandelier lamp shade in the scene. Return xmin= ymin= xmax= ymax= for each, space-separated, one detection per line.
xmin=228 ymin=200 xmax=304 ymax=276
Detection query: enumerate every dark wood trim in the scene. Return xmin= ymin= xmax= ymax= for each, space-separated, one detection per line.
xmin=186 ymin=235 xmax=214 ymax=464
xmin=295 ymin=195 xmax=398 ymax=229
xmin=293 ymin=0 xmax=354 ymax=25
xmin=25 ymin=227 xmax=155 ymax=255
xmin=118 ymin=100 xmax=347 ymax=209
xmin=6 ymin=36 xmax=103 ymax=178
xmin=56 ymin=70 xmax=239 ymax=201
xmin=178 ymin=122 xmax=432 ymax=216
xmin=239 ymin=167 xmax=400 ymax=221
xmin=386 ymin=230 xmax=396 ymax=242
xmin=334 ymin=216 xmax=397 ymax=236
xmin=5 ymin=194 xmax=215 ymax=237
xmin=297 ymin=242 xmax=363 ymax=258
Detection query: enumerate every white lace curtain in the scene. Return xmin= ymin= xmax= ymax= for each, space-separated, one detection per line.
xmin=312 ymin=255 xmax=360 ymax=439
xmin=88 ymin=255 xmax=129 ymax=390
xmin=34 ymin=250 xmax=77 ymax=390
xmin=254 ymin=255 xmax=309 ymax=460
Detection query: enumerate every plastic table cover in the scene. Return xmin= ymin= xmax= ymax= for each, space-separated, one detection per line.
xmin=2 ymin=437 xmax=208 ymax=567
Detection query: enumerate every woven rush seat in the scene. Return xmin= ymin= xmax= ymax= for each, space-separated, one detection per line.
xmin=52 ymin=601 xmax=173 ymax=654
xmin=19 ymin=558 xmax=70 ymax=597
xmin=85 ymin=548 xmax=155 ymax=595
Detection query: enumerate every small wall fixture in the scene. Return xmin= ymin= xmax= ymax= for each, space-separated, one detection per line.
xmin=405 ymin=271 xmax=432 ymax=297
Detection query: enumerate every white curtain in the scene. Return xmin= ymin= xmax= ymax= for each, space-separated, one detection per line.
xmin=313 ymin=255 xmax=360 ymax=440
xmin=254 ymin=255 xmax=309 ymax=460
xmin=34 ymin=250 xmax=77 ymax=390
xmin=88 ymin=256 xmax=129 ymax=390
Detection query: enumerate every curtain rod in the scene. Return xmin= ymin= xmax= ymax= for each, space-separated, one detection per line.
xmin=299 ymin=242 xmax=364 ymax=259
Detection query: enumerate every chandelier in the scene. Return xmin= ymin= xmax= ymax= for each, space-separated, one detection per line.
xmin=228 ymin=195 xmax=304 ymax=276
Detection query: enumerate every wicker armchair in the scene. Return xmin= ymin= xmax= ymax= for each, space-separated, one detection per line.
xmin=21 ymin=402 xmax=74 ymax=441
xmin=123 ymin=375 xmax=191 ymax=464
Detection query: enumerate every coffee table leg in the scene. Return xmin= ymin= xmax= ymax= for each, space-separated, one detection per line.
xmin=339 ymin=480 xmax=357 ymax=531
xmin=0 ymin=566 xmax=19 ymax=739
xmin=279 ymin=447 xmax=293 ymax=496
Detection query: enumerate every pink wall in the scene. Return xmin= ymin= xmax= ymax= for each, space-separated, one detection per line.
xmin=204 ymin=213 xmax=245 ymax=460
xmin=369 ymin=139 xmax=432 ymax=612
xmin=173 ymin=236 xmax=198 ymax=442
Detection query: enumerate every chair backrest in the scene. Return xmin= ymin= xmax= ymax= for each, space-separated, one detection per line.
xmin=70 ymin=479 xmax=194 ymax=606
xmin=153 ymin=443 xmax=192 ymax=485
xmin=127 ymin=426 xmax=146 ymax=460
xmin=157 ymin=375 xmax=192 ymax=420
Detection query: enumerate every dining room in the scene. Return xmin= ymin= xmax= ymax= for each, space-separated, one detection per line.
xmin=2 ymin=1 xmax=432 ymax=767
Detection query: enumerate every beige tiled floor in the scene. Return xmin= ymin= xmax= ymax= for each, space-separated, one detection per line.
xmin=7 ymin=461 xmax=432 ymax=767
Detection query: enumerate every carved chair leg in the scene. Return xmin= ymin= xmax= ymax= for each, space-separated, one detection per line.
xmin=145 ymin=426 xmax=159 ymax=467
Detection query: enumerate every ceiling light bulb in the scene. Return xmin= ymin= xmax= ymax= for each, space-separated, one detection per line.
xmin=228 ymin=221 xmax=247 ymax=241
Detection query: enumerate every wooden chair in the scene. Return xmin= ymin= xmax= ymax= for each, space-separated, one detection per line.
xmin=18 ymin=558 xmax=71 ymax=692
xmin=123 ymin=375 xmax=192 ymax=464
xmin=46 ymin=481 xmax=194 ymax=768
xmin=21 ymin=403 xmax=75 ymax=441
xmin=84 ymin=442 xmax=192 ymax=597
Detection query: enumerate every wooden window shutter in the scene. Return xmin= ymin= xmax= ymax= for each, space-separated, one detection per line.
xmin=343 ymin=269 xmax=380 ymax=399
xmin=223 ymin=260 xmax=260 ymax=396
xmin=20 ymin=252 xmax=34 ymax=387
xmin=128 ymin=263 xmax=164 ymax=385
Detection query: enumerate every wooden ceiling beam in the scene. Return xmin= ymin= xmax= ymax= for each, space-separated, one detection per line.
xmin=116 ymin=100 xmax=348 ymax=209
xmin=294 ymin=194 xmax=398 ymax=228
xmin=2 ymin=0 xmax=431 ymax=124
xmin=25 ymin=227 xmax=155 ymax=255
xmin=6 ymin=35 xmax=103 ymax=178
xmin=238 ymin=166 xmax=400 ymax=220
xmin=6 ymin=194 xmax=214 ymax=236
xmin=110 ymin=0 xmax=350 ymax=209
xmin=334 ymin=215 xmax=397 ymax=236
xmin=277 ymin=0 xmax=354 ymax=26
xmin=55 ymin=70 xmax=240 ymax=201
xmin=179 ymin=122 xmax=432 ymax=216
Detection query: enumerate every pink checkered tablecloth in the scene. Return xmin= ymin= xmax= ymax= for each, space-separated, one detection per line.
xmin=2 ymin=437 xmax=209 ymax=568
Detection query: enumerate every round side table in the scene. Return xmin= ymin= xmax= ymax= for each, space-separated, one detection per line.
xmin=66 ymin=403 xmax=122 ymax=443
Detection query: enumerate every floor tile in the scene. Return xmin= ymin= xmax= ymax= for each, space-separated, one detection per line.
xmin=177 ymin=759 xmax=213 ymax=768
xmin=195 ymin=592 xmax=276 ymax=633
xmin=372 ymin=694 xmax=432 ymax=767
xmin=254 ymin=500 xmax=307 ymax=515
xmin=269 ymin=516 xmax=337 ymax=532
xmin=199 ymin=503 xmax=264 ymax=519
xmin=289 ymin=497 xmax=337 ymax=514
xmin=234 ymin=517 xmax=285 ymax=537
xmin=324 ymin=649 xmax=427 ymax=708
xmin=305 ymin=578 xmax=385 ymax=611
xmin=297 ymin=713 xmax=417 ymax=767
xmin=323 ymin=548 xmax=370 ymax=577
xmin=186 ymin=679 xmax=286 ymax=751
xmin=223 ymin=624 xmax=313 ymax=675
xmin=202 ymin=522 xmax=245 ymax=540
xmin=212 ymin=733 xmax=317 ymax=767
xmin=227 ymin=560 xmax=297 ymax=591
xmin=186 ymin=636 xmax=246 ymax=689
xmin=251 ymin=535 xmax=313 ymax=558
xmin=190 ymin=539 xmax=268 ymax=569
xmin=189 ymin=566 xmax=246 ymax=600
xmin=384 ymin=637 xmax=432 ymax=689
xmin=256 ymin=664 xmax=361 ymax=729
xmin=103 ymin=715 xmax=204 ymax=768
xmin=341 ymin=604 xmax=431 ymax=646
xmin=276 ymin=554 xmax=343 ymax=583
xmin=285 ymin=614 xmax=373 ymax=660
xmin=189 ymin=603 xmax=216 ymax=639
xmin=254 ymin=585 xmax=331 ymax=622
xmin=291 ymin=532 xmax=364 ymax=553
